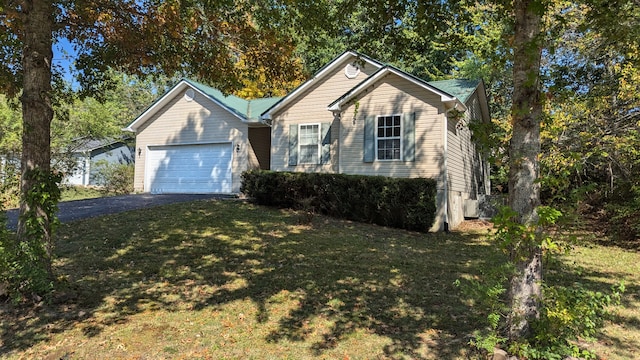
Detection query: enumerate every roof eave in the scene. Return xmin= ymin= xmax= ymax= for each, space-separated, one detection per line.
xmin=125 ymin=80 xmax=192 ymax=132
xmin=476 ymin=80 xmax=491 ymax=122
xmin=444 ymin=99 xmax=467 ymax=112
xmin=328 ymin=104 xmax=341 ymax=111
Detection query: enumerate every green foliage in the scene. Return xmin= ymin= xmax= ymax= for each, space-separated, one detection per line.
xmin=0 ymin=95 xmax=21 ymax=209
xmin=462 ymin=205 xmax=622 ymax=359
xmin=517 ymin=282 xmax=625 ymax=360
xmin=295 ymin=196 xmax=316 ymax=225
xmin=241 ymin=170 xmax=437 ymax=232
xmin=456 ymin=262 xmax=512 ymax=354
xmin=19 ymin=169 xmax=61 ymax=297
xmin=0 ymin=158 xmax=20 ymax=209
xmin=51 ymin=72 xmax=161 ymax=177
xmin=492 ymin=205 xmax=563 ymax=260
xmin=22 ymin=169 xmax=63 ymax=244
xmin=604 ymin=184 xmax=640 ymax=241
xmin=537 ymin=4 xmax=640 ymax=241
xmin=1 ymin=169 xmax=62 ymax=300
xmin=281 ymin=0 xmax=467 ymax=79
xmin=0 ymin=94 xmax=21 ymax=155
xmin=1 ymin=73 xmax=157 ymax=205
xmin=92 ymin=161 xmax=134 ymax=195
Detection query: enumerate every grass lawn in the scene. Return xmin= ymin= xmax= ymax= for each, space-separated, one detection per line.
xmin=60 ymin=186 xmax=107 ymax=202
xmin=1 ymin=199 xmax=638 ymax=359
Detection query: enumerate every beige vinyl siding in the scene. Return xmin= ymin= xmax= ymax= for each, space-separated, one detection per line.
xmin=134 ymin=89 xmax=248 ymax=193
xmin=338 ymin=73 xmax=445 ymax=182
xmin=445 ymin=92 xmax=489 ymax=228
xmin=446 ymin=92 xmax=485 ymax=197
xmin=270 ymin=55 xmax=377 ymax=173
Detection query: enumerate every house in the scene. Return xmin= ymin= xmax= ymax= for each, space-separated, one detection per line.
xmin=62 ymin=138 xmax=135 ymax=186
xmin=124 ymin=80 xmax=278 ymax=194
xmin=126 ymin=51 xmax=491 ymax=231
xmin=263 ymin=52 xmax=491 ymax=231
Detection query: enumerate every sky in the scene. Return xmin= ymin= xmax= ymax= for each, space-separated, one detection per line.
xmin=52 ymin=38 xmax=78 ymax=85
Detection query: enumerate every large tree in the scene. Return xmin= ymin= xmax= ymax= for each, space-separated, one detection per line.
xmin=455 ymin=0 xmax=639 ymax=345
xmin=505 ymin=0 xmax=545 ymax=340
xmin=270 ymin=0 xmax=467 ymax=78
xmin=0 ymin=0 xmax=301 ymax=293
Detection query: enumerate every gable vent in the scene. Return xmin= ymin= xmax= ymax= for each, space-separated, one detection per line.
xmin=344 ymin=63 xmax=360 ymax=79
xmin=184 ymin=88 xmax=195 ymax=101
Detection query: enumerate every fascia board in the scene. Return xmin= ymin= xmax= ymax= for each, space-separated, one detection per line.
xmin=476 ymin=80 xmax=491 ymax=122
xmin=124 ymin=80 xmax=191 ymax=132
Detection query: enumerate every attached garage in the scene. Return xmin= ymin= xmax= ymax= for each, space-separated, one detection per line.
xmin=125 ymin=79 xmax=279 ymax=194
xmin=145 ymin=143 xmax=232 ymax=194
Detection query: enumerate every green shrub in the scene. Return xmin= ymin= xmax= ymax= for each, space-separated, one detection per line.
xmin=0 ymin=161 xmax=20 ymax=209
xmin=0 ymin=207 xmax=11 ymax=296
xmin=603 ymin=183 xmax=640 ymax=241
xmin=93 ymin=161 xmax=134 ymax=195
xmin=519 ymin=282 xmax=624 ymax=360
xmin=461 ymin=206 xmax=624 ymax=359
xmin=241 ymin=170 xmax=437 ymax=232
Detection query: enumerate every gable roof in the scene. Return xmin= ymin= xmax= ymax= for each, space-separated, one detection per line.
xmin=124 ymin=79 xmax=281 ymax=132
xmin=427 ymin=79 xmax=479 ymax=103
xmin=260 ymin=51 xmax=384 ymax=120
xmin=70 ymin=137 xmax=131 ymax=153
xmin=327 ymin=65 xmax=469 ymax=112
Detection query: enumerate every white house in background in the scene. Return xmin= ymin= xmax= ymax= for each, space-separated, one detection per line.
xmin=63 ymin=138 xmax=135 ymax=186
xmin=125 ymin=51 xmax=491 ymax=231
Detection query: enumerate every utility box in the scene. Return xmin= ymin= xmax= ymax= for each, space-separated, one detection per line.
xmin=463 ymin=199 xmax=479 ymax=218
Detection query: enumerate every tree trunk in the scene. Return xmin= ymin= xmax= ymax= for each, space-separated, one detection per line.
xmin=507 ymin=0 xmax=544 ymax=341
xmin=17 ymin=0 xmax=54 ymax=271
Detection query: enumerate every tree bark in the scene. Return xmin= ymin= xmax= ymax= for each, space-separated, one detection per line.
xmin=17 ymin=0 xmax=54 ymax=269
xmin=507 ymin=0 xmax=544 ymax=341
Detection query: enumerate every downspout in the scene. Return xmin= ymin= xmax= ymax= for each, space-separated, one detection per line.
xmin=334 ymin=110 xmax=342 ymax=175
xmin=442 ymin=109 xmax=450 ymax=232
xmin=442 ymin=99 xmax=465 ymax=232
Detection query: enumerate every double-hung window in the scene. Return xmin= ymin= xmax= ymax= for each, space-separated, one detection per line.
xmin=299 ymin=123 xmax=320 ymax=164
xmin=377 ymin=115 xmax=401 ymax=160
xmin=289 ymin=122 xmax=331 ymax=166
xmin=364 ymin=112 xmax=414 ymax=163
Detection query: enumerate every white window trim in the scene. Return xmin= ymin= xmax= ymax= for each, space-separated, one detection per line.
xmin=375 ymin=114 xmax=403 ymax=161
xmin=298 ymin=123 xmax=321 ymax=164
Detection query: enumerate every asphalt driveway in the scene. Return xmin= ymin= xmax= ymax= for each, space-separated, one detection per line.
xmin=4 ymin=193 xmax=231 ymax=231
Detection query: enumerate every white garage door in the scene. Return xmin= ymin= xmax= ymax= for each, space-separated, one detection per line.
xmin=146 ymin=143 xmax=232 ymax=194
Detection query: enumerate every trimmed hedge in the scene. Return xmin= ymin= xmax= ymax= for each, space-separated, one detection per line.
xmin=241 ymin=170 xmax=437 ymax=232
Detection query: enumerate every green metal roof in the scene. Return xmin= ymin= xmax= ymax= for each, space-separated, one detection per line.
xmin=247 ymin=97 xmax=283 ymax=119
xmin=182 ymin=75 xmax=478 ymax=122
xmin=184 ymin=79 xmax=281 ymax=121
xmin=427 ymin=79 xmax=480 ymax=103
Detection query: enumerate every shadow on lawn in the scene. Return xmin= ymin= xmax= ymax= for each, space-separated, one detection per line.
xmin=1 ymin=200 xmax=636 ymax=358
